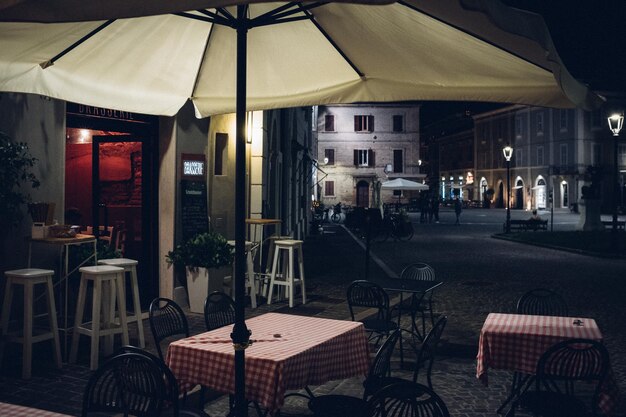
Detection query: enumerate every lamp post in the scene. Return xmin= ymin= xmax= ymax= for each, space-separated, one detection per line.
xmin=608 ymin=113 xmax=624 ymax=247
xmin=503 ymin=145 xmax=513 ymax=233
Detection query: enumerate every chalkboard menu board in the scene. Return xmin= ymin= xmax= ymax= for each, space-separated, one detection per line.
xmin=181 ymin=180 xmax=209 ymax=240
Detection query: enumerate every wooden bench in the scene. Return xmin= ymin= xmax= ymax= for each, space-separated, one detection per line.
xmin=504 ymin=219 xmax=548 ymax=232
xmin=602 ymin=220 xmax=625 ymax=230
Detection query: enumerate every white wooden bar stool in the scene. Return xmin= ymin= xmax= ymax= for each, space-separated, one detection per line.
xmin=97 ymin=258 xmax=145 ymax=347
xmin=267 ymin=240 xmax=306 ymax=308
xmin=0 ymin=268 xmax=62 ymax=379
xmin=69 ymin=265 xmax=129 ymax=370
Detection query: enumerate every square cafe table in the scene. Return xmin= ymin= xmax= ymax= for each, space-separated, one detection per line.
xmin=166 ymin=312 xmax=370 ymax=413
xmin=476 ymin=313 xmax=620 ymax=416
xmin=0 ymin=402 xmax=72 ymax=416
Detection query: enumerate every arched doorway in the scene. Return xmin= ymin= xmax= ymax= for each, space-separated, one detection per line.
xmin=497 ymin=181 xmax=504 ymax=208
xmin=356 ymin=180 xmax=369 ymax=208
xmin=515 ymin=177 xmax=524 ymax=209
xmin=534 ymin=177 xmax=547 ymax=210
xmin=560 ymin=181 xmax=569 ymax=208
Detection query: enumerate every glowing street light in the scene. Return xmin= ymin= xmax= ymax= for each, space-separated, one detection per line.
xmin=608 ymin=113 xmax=624 ymax=247
xmin=503 ymin=145 xmax=513 ymax=233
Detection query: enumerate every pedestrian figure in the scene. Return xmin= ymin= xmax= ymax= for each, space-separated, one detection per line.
xmin=431 ymin=195 xmax=440 ymax=223
xmin=454 ymin=197 xmax=462 ymax=225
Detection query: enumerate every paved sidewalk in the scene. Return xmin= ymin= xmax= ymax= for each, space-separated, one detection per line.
xmin=0 ymin=215 xmax=624 ymax=416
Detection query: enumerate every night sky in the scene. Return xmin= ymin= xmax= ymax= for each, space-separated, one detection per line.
xmin=422 ymin=0 xmax=626 ymax=127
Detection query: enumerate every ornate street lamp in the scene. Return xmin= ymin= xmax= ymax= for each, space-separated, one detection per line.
xmin=503 ymin=145 xmax=513 ymax=233
xmin=608 ymin=113 xmax=624 ymax=244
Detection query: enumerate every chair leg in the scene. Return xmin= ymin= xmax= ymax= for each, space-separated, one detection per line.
xmin=129 ymin=267 xmax=145 ymax=348
xmin=297 ymin=246 xmax=306 ymax=305
xmin=69 ymin=277 xmax=88 ymax=364
xmin=267 ymin=249 xmax=280 ymax=305
xmin=288 ymin=247 xmax=295 ymax=308
xmin=90 ymin=279 xmax=102 ymax=370
xmin=45 ymin=277 xmax=62 ymax=369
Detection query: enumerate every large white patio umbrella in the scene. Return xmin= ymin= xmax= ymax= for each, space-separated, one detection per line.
xmin=0 ymin=1 xmax=603 ymax=415
xmin=381 ymin=178 xmax=430 ymax=191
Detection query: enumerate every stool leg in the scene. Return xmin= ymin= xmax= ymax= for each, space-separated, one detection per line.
xmin=90 ymin=278 xmax=102 ymax=371
xmin=0 ymin=277 xmax=14 ymax=365
xmin=267 ymin=248 xmax=280 ymax=305
xmin=45 ymin=277 xmax=62 ymax=369
xmin=69 ymin=277 xmax=88 ymax=364
xmin=22 ymin=281 xmax=34 ymax=379
xmin=129 ymin=267 xmax=145 ymax=348
xmin=288 ymin=247 xmax=295 ymax=308
xmin=103 ymin=278 xmax=115 ymax=355
xmin=298 ymin=246 xmax=306 ymax=305
xmin=116 ymin=272 xmax=129 ymax=346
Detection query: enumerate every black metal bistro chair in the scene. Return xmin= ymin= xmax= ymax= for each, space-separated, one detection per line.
xmin=149 ymin=297 xmax=190 ymax=361
xmin=510 ymin=338 xmax=610 ymax=417
xmin=347 ymin=280 xmax=398 ymax=346
xmin=393 ymin=263 xmax=437 ymax=341
xmin=516 ymin=288 xmax=569 ymax=317
xmin=203 ymin=291 xmax=236 ymax=331
xmin=369 ymin=381 xmax=450 ymax=417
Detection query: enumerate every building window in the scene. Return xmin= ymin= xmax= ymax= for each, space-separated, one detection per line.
xmin=354 ymin=115 xmax=374 ymax=132
xmin=592 ymin=143 xmax=601 ymax=166
xmin=324 ymin=115 xmax=335 ymax=132
xmin=214 ymin=132 xmax=228 ymax=175
xmin=536 ymin=113 xmax=544 ymax=135
xmin=515 ymin=149 xmax=523 ymax=166
xmin=591 ymin=110 xmax=602 ymax=129
xmin=560 ymin=144 xmax=568 ymax=166
xmin=393 ymin=149 xmax=403 ymax=173
xmin=620 ymin=144 xmax=626 ymax=166
xmin=537 ymin=146 xmax=544 ymax=166
xmin=324 ymin=180 xmax=335 ymax=196
xmin=559 ymin=109 xmax=568 ymax=131
xmin=354 ymin=149 xmax=374 ymax=167
xmin=324 ymin=149 xmax=335 ymax=165
xmin=392 ymin=115 xmax=404 ymax=132
xmin=515 ymin=116 xmax=522 ymax=137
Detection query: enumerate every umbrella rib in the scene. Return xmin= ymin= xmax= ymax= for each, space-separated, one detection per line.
xmin=175 ymin=11 xmax=233 ymax=28
xmin=397 ymin=0 xmax=551 ymax=73
xmin=250 ymin=1 xmax=327 ymax=27
xmin=189 ymin=13 xmax=216 ymax=99
xmin=299 ymin=7 xmax=364 ymax=77
xmin=40 ymin=19 xmax=115 ymax=69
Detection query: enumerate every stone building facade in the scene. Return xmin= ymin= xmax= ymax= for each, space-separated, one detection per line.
xmin=315 ymin=104 xmax=422 ymax=209
xmin=433 ymin=103 xmax=624 ymax=214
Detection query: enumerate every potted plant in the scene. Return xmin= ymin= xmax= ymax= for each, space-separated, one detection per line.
xmin=166 ymin=231 xmax=234 ymax=312
xmin=0 ymin=131 xmax=40 ymax=231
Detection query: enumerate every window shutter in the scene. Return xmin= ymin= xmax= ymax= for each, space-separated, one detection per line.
xmin=354 ymin=116 xmax=358 ymax=132
xmin=368 ymin=149 xmax=375 ymax=167
xmin=353 ymin=150 xmax=358 ymax=166
xmin=369 ymin=116 xmax=375 ymax=132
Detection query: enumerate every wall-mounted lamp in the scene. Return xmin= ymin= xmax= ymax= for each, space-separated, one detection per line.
xmin=384 ymin=164 xmax=392 ymax=174
xmin=608 ymin=113 xmax=624 ymax=136
xmin=246 ymin=112 xmax=253 ymax=144
xmin=607 ymin=112 xmax=624 ymax=245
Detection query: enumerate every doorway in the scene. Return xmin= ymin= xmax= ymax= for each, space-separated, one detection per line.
xmin=65 ymin=106 xmax=158 ymax=307
xmin=356 ymin=180 xmax=370 ymax=208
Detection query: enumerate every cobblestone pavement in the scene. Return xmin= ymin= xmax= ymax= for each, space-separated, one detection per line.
xmin=0 ymin=207 xmax=624 ymax=416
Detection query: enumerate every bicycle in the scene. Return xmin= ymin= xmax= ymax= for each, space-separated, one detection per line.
xmin=330 ymin=203 xmax=343 ymax=223
xmin=371 ymin=212 xmax=414 ymax=243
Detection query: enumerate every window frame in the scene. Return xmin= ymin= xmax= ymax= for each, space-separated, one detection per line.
xmin=324 ymin=148 xmax=335 ymax=165
xmin=392 ymin=115 xmax=404 ymax=132
xmin=393 ymin=149 xmax=403 ymax=173
xmin=324 ymin=114 xmax=335 ymax=132
xmin=354 ymin=115 xmax=374 ymax=133
xmin=324 ymin=180 xmax=335 ymax=196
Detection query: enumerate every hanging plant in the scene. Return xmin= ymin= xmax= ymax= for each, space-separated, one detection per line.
xmin=0 ymin=131 xmax=40 ymax=227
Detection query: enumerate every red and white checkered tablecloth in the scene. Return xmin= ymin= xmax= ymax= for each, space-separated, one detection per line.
xmin=0 ymin=402 xmax=72 ymax=416
xmin=476 ymin=313 xmax=620 ymax=416
xmin=166 ymin=312 xmax=370 ymax=412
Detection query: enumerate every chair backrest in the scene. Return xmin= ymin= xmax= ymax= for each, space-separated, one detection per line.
xmin=516 ymin=288 xmax=568 ymax=317
xmin=367 ymin=329 xmax=402 ymax=382
xmin=535 ymin=338 xmax=609 ymax=414
xmin=413 ymin=316 xmax=448 ymax=383
xmin=400 ymin=263 xmax=435 ymax=281
xmin=347 ymin=280 xmax=391 ymax=322
xmin=204 ymin=291 xmax=236 ymax=331
xmin=369 ymin=381 xmax=450 ymax=417
xmin=149 ymin=297 xmax=190 ymax=360
xmin=116 ymin=345 xmax=181 ymax=413
xmin=82 ymin=352 xmax=169 ymax=417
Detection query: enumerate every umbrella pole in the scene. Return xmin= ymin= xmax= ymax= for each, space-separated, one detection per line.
xmin=232 ymin=5 xmax=251 ymax=417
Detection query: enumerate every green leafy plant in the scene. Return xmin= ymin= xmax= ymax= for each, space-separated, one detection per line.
xmin=166 ymin=231 xmax=234 ymax=271
xmin=0 ymin=131 xmax=40 ymax=226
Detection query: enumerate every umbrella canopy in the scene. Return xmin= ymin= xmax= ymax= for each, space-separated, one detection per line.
xmin=381 ymin=178 xmax=429 ymax=191
xmin=0 ymin=0 xmax=602 ymax=117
